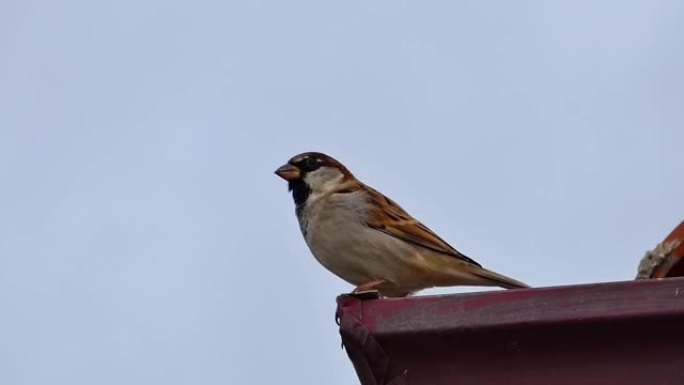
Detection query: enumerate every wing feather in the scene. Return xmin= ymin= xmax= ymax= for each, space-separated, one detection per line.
xmin=361 ymin=185 xmax=482 ymax=267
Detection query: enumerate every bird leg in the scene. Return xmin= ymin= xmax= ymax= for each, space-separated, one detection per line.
xmin=354 ymin=279 xmax=386 ymax=292
xmin=352 ymin=279 xmax=386 ymax=294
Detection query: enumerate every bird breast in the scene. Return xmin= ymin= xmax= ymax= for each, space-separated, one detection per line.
xmin=298 ymin=191 xmax=416 ymax=285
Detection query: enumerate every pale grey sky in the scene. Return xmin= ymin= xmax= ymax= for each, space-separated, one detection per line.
xmin=2 ymin=1 xmax=684 ymax=384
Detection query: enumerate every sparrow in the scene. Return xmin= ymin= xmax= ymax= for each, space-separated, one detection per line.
xmin=275 ymin=152 xmax=529 ymax=297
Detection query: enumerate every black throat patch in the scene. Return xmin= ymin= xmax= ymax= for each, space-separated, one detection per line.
xmin=288 ymin=179 xmax=310 ymax=218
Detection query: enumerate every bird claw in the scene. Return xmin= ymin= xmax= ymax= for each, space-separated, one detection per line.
xmin=348 ymin=279 xmax=385 ymax=299
xmin=347 ymin=289 xmax=381 ymax=300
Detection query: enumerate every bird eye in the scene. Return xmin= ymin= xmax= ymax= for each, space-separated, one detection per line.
xmin=299 ymin=157 xmax=320 ymax=172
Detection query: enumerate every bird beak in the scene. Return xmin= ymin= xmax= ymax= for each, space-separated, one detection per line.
xmin=274 ymin=164 xmax=301 ymax=181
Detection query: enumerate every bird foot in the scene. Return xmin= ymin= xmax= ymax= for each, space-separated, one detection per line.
xmin=348 ymin=290 xmax=380 ymax=300
xmin=348 ymin=280 xmax=386 ymax=299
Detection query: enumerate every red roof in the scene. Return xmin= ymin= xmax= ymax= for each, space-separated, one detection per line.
xmin=336 ymin=277 xmax=684 ymax=385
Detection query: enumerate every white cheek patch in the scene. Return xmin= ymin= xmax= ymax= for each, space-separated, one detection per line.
xmin=304 ymin=167 xmax=344 ymax=193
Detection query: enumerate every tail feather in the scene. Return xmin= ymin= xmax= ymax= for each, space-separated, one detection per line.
xmin=472 ymin=267 xmax=530 ymax=289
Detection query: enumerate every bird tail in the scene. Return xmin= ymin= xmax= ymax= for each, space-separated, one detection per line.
xmin=471 ymin=266 xmax=530 ymax=289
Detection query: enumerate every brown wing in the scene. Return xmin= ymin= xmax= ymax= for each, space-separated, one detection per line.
xmin=363 ymin=185 xmax=482 ymax=267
